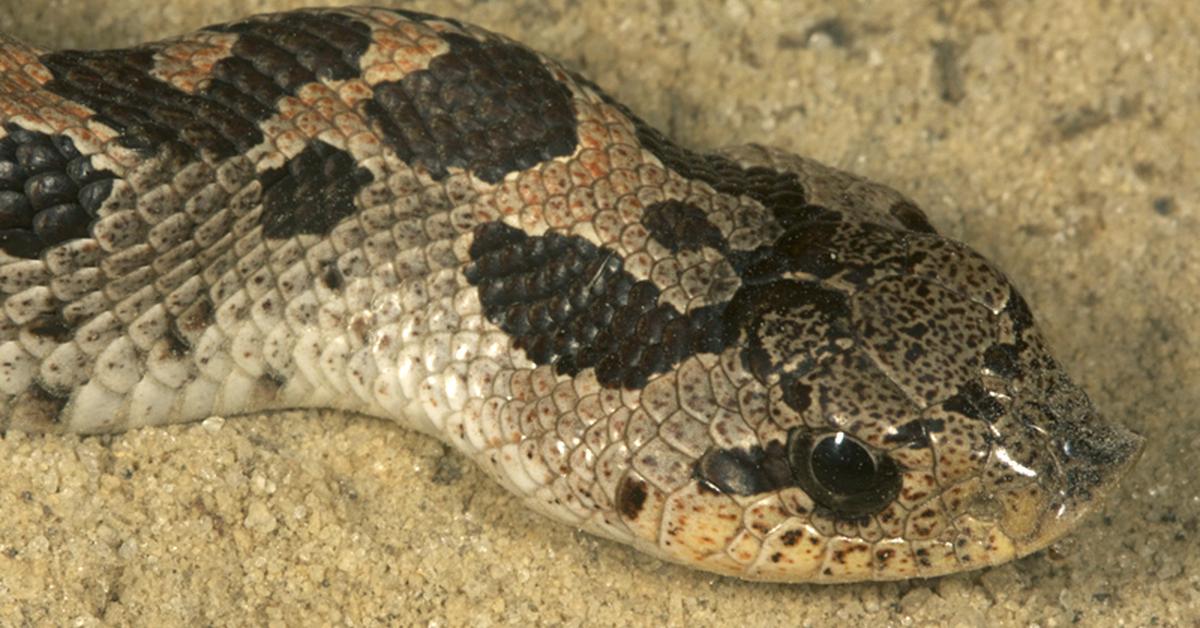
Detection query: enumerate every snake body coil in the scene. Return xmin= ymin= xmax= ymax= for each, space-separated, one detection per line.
xmin=0 ymin=7 xmax=1141 ymax=582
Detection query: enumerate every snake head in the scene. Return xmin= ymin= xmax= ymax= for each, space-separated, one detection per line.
xmin=666 ymin=218 xmax=1144 ymax=582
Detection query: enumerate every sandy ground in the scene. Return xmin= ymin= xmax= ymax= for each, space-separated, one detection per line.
xmin=0 ymin=1 xmax=1196 ymax=625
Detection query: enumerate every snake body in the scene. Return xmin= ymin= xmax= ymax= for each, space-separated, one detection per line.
xmin=0 ymin=7 xmax=1142 ymax=582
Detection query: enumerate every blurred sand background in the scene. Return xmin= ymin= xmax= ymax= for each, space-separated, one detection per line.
xmin=0 ymin=1 xmax=1196 ymax=625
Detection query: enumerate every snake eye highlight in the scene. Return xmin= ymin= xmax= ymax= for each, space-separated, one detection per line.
xmin=788 ymin=430 xmax=902 ymax=517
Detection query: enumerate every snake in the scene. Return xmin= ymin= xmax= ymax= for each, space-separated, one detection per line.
xmin=0 ymin=6 xmax=1143 ymax=583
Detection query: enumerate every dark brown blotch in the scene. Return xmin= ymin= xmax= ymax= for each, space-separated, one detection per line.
xmin=27 ymin=312 xmax=74 ymax=343
xmin=10 ymin=383 xmax=68 ymax=430
xmin=208 ymin=11 xmax=371 ymax=87
xmin=615 ymin=475 xmax=649 ymax=520
xmin=175 ymin=298 xmax=215 ymax=345
xmin=883 ymin=418 xmax=945 ymax=448
xmin=780 ymin=528 xmax=805 ymax=546
xmin=0 ymin=125 xmax=118 ymax=259
xmin=943 ymin=381 xmax=1006 ymax=423
xmin=693 ymin=442 xmax=792 ymax=496
xmin=982 ymin=343 xmax=1021 ymax=379
xmin=363 ymin=32 xmax=577 ymax=183
xmin=320 ymin=260 xmax=344 ymax=290
xmin=465 ymin=221 xmax=730 ymax=389
xmin=889 ymin=200 xmax=937 ymax=233
xmin=39 ymin=49 xmax=260 ymax=159
xmin=258 ymin=140 xmax=373 ymax=239
xmin=641 ymin=200 xmax=727 ymax=253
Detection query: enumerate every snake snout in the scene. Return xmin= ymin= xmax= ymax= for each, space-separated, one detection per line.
xmin=1052 ymin=412 xmax=1144 ymax=498
xmin=983 ymin=400 xmax=1145 ymax=557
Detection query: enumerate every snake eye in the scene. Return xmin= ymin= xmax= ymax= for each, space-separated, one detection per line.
xmin=788 ymin=430 xmax=902 ymax=517
xmin=811 ymin=433 xmax=876 ymax=494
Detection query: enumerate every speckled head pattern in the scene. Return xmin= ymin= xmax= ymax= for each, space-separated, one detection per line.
xmin=0 ymin=7 xmax=1142 ymax=582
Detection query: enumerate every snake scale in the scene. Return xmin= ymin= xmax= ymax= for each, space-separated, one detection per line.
xmin=0 ymin=7 xmax=1143 ymax=582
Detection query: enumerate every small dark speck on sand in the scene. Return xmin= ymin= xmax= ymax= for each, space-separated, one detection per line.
xmin=932 ymin=39 xmax=965 ymax=103
xmin=432 ymin=445 xmax=464 ymax=485
xmin=1054 ymin=106 xmax=1110 ymax=140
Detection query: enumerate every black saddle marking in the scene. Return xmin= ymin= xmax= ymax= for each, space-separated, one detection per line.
xmin=40 ymin=12 xmax=372 ymax=161
xmin=465 ymin=221 xmax=728 ymax=389
xmin=363 ymin=32 xmax=578 ymax=184
xmin=257 ymin=139 xmax=374 ymax=239
xmin=0 ymin=124 xmax=118 ymax=259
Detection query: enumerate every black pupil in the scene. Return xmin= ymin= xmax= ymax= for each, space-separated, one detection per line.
xmin=810 ymin=433 xmax=877 ymax=495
